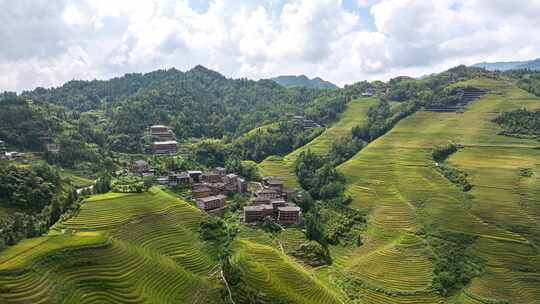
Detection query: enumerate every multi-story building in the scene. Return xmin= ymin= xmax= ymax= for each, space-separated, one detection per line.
xmin=203 ymin=171 xmax=222 ymax=183
xmin=150 ymin=125 xmax=175 ymax=141
xmin=270 ymin=199 xmax=287 ymax=212
xmin=192 ymin=185 xmax=212 ymax=199
xmin=277 ymin=206 xmax=301 ymax=225
xmin=152 ymin=141 xmax=177 ymax=154
xmin=256 ymin=189 xmax=281 ymax=200
xmin=262 ymin=177 xmax=284 ymax=192
xmin=252 ymin=196 xmax=271 ymax=205
xmin=243 ymin=204 xmax=274 ymax=223
xmin=196 ymin=194 xmax=227 ymax=211
xmin=168 ymin=172 xmax=191 ymax=186
xmin=188 ymin=171 xmax=203 ymax=183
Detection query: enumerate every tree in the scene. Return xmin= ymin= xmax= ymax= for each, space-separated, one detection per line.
xmin=305 ymin=211 xmax=325 ymax=244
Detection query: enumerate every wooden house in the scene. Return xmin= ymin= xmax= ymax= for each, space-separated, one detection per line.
xmin=196 ymin=194 xmax=226 ymax=211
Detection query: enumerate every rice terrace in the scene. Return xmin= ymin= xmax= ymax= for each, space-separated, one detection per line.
xmin=1 ymin=1 xmax=540 ymax=304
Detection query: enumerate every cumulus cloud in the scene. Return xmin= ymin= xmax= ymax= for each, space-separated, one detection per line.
xmin=0 ymin=0 xmax=539 ymax=92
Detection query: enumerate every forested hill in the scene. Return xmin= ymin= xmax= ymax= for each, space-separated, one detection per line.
xmin=270 ymin=75 xmax=338 ymax=89
xmin=21 ymin=65 xmax=343 ymax=152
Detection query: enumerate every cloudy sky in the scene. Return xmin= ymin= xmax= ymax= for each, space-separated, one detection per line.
xmin=1 ymin=0 xmax=540 ymax=92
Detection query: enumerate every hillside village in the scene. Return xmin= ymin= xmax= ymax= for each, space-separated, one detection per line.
xmin=128 ymin=158 xmax=301 ymax=225
xmin=1 ymin=64 xmax=540 ymax=304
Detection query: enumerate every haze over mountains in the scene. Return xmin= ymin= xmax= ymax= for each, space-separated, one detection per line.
xmin=472 ymin=58 xmax=540 ymax=71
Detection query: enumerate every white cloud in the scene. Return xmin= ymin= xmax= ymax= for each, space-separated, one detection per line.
xmin=0 ymin=0 xmax=539 ymax=92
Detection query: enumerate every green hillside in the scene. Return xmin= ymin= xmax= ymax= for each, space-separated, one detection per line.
xmin=0 ymin=187 xmax=345 ymax=304
xmin=0 ymin=188 xmax=224 ymax=304
xmin=258 ymin=97 xmax=376 ymax=188
xmin=335 ymin=78 xmax=540 ymax=303
xmin=228 ymin=239 xmax=346 ymax=304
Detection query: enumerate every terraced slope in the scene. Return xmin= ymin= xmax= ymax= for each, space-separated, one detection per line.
xmin=229 ymin=239 xmax=346 ymax=304
xmin=336 ymin=78 xmax=540 ymax=303
xmin=0 ymin=188 xmax=224 ymax=304
xmin=258 ymin=97 xmax=377 ymax=188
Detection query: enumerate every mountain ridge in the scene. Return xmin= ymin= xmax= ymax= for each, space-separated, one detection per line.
xmin=270 ymin=75 xmax=338 ymax=89
xmin=472 ymin=57 xmax=540 ymax=71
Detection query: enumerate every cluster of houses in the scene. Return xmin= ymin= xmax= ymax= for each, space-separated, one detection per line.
xmin=127 ymin=159 xmax=301 ymax=225
xmin=242 ymin=176 xmax=301 ymax=225
xmin=0 ymin=140 xmax=25 ymax=161
xmin=150 ymin=125 xmax=178 ymax=155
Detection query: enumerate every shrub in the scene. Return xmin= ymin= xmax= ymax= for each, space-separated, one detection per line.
xmin=291 ymin=241 xmax=332 ymax=266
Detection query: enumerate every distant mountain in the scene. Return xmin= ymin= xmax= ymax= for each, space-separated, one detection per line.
xmin=270 ymin=75 xmax=338 ymax=89
xmin=472 ymin=58 xmax=540 ymax=71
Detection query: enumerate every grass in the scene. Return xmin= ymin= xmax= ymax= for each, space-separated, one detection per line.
xmin=334 ymin=78 xmax=540 ymax=303
xmin=0 ymin=187 xmax=224 ymax=304
xmin=258 ymin=98 xmax=377 ymax=188
xmin=60 ymin=170 xmax=94 ymax=188
xmin=229 ymin=239 xmax=347 ymax=304
xmin=2 ymin=80 xmax=540 ymax=303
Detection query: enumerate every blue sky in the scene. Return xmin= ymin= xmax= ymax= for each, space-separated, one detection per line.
xmin=0 ymin=0 xmax=539 ymax=91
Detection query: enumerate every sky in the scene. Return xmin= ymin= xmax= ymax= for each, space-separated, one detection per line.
xmin=1 ymin=0 xmax=540 ymax=92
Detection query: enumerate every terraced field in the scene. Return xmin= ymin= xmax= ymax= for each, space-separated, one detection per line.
xmin=1 ymin=79 xmax=539 ymax=303
xmin=258 ymin=97 xmax=377 ymax=188
xmin=0 ymin=188 xmax=224 ymax=304
xmin=335 ymin=78 xmax=540 ymax=303
xmin=229 ymin=239 xmax=346 ymax=304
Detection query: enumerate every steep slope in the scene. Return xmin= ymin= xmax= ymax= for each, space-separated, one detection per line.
xmin=257 ymin=97 xmax=377 ymax=188
xmin=0 ymin=188 xmax=224 ymax=304
xmin=228 ymin=239 xmax=346 ymax=304
xmin=271 ymin=75 xmax=338 ymax=89
xmin=335 ymin=78 xmax=540 ymax=303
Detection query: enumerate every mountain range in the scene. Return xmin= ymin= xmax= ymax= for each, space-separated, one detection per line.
xmin=472 ymin=57 xmax=540 ymax=71
xmin=270 ymin=75 xmax=338 ymax=89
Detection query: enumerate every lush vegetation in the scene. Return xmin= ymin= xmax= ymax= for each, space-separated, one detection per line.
xmin=493 ymin=108 xmax=540 ymax=139
xmin=336 ymin=77 xmax=540 ymax=303
xmin=505 ymin=70 xmax=540 ymax=97
xmin=423 ymin=229 xmax=484 ymax=296
xmin=294 ymin=150 xmax=346 ymax=201
xmin=352 ymin=99 xmax=419 ymax=142
xmin=0 ymin=93 xmax=114 ymax=174
xmin=111 ymin=176 xmax=149 ymax=193
xmin=0 ymin=164 xmax=78 ymax=249
xmin=232 ymin=121 xmax=323 ymax=162
xmin=2 ymin=66 xmax=540 ymax=304
xmin=432 ymin=143 xmax=472 ymax=191
xmin=22 ymin=66 xmax=344 ymax=153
